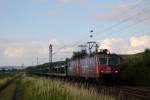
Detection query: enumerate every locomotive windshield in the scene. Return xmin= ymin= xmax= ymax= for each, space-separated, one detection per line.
xmin=98 ymin=55 xmax=120 ymax=65
xmin=99 ymin=58 xmax=107 ymax=65
xmin=109 ymin=55 xmax=120 ymax=65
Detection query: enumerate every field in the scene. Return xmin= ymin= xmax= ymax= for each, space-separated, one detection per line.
xmin=0 ymin=72 xmax=141 ymax=100
xmin=21 ymin=77 xmax=115 ymax=100
xmin=20 ymin=76 xmax=138 ymax=100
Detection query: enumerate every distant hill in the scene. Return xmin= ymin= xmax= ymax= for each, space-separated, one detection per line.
xmin=119 ymin=49 xmax=150 ymax=86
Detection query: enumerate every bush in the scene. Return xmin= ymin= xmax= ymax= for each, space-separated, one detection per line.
xmin=120 ymin=48 xmax=150 ymax=85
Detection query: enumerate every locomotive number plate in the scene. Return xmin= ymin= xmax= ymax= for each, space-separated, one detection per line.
xmin=106 ymin=67 xmax=111 ymax=71
xmin=105 ymin=71 xmax=111 ymax=73
xmin=105 ymin=67 xmax=111 ymax=73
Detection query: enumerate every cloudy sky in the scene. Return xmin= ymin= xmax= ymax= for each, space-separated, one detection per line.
xmin=0 ymin=0 xmax=150 ymax=66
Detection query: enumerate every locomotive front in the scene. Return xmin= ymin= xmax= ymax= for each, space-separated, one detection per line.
xmin=96 ymin=52 xmax=120 ymax=82
xmin=97 ymin=53 xmax=120 ymax=75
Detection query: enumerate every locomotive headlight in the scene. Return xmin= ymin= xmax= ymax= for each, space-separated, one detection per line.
xmin=115 ymin=70 xmax=118 ymax=73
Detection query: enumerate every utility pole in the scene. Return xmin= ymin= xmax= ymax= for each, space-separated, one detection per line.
xmin=21 ymin=63 xmax=24 ymax=69
xmin=32 ymin=62 xmax=34 ymax=66
xmin=37 ymin=57 xmax=38 ymax=65
xmin=49 ymin=44 xmax=52 ymax=73
xmin=49 ymin=44 xmax=52 ymax=63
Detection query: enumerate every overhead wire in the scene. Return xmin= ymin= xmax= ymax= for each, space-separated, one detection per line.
xmin=49 ymin=1 xmax=150 ymax=60
xmin=96 ymin=7 xmax=150 ymax=39
xmin=94 ymin=7 xmax=150 ymax=37
xmin=106 ymin=15 xmax=150 ymax=37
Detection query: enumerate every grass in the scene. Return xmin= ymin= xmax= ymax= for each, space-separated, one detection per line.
xmin=0 ymin=72 xmax=21 ymax=100
xmin=0 ymin=81 xmax=16 ymax=100
xmin=20 ymin=76 xmax=136 ymax=100
xmin=0 ymin=72 xmax=16 ymax=79
xmin=0 ymin=72 xmax=18 ymax=89
xmin=0 ymin=73 xmax=138 ymax=100
xmin=0 ymin=78 xmax=10 ymax=87
xmin=0 ymin=72 xmax=17 ymax=92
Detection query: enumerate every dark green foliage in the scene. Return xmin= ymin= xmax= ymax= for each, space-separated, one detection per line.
xmin=65 ymin=58 xmax=70 ymax=62
xmin=120 ymin=48 xmax=150 ymax=86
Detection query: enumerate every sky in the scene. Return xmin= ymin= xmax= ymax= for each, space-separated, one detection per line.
xmin=0 ymin=0 xmax=150 ymax=67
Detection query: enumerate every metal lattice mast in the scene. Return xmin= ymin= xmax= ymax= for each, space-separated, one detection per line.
xmin=49 ymin=44 xmax=52 ymax=63
xmin=37 ymin=57 xmax=38 ymax=65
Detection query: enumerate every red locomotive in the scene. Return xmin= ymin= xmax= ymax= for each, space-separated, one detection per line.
xmin=67 ymin=48 xmax=120 ymax=83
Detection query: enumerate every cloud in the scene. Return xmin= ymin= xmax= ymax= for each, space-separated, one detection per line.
xmin=99 ymin=38 xmax=129 ymax=54
xmin=95 ymin=0 xmax=150 ymax=22
xmin=120 ymin=0 xmax=144 ymax=6
xmin=59 ymin=47 xmax=74 ymax=53
xmin=4 ymin=47 xmax=24 ymax=58
xmin=130 ymin=35 xmax=150 ymax=48
xmin=99 ymin=35 xmax=150 ymax=54
xmin=1 ymin=35 xmax=150 ymax=66
xmin=0 ymin=38 xmax=75 ymax=65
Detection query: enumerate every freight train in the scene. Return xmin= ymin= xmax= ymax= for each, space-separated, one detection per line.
xmin=26 ymin=42 xmax=120 ymax=83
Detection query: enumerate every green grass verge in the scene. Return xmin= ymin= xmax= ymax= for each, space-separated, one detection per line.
xmin=0 ymin=72 xmax=17 ymax=79
xmin=20 ymin=76 xmax=137 ymax=100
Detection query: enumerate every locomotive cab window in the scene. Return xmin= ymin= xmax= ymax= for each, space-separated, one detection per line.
xmin=99 ymin=57 xmax=108 ymax=65
xmin=109 ymin=56 xmax=120 ymax=65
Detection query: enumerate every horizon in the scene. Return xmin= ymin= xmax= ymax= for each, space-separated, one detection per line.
xmin=0 ymin=47 xmax=148 ymax=67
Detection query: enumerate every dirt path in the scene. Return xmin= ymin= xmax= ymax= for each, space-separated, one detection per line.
xmin=0 ymin=79 xmax=17 ymax=100
xmin=13 ymin=83 xmax=21 ymax=100
xmin=0 ymin=78 xmax=14 ymax=92
xmin=0 ymin=75 xmax=21 ymax=100
xmin=12 ymin=77 xmax=21 ymax=100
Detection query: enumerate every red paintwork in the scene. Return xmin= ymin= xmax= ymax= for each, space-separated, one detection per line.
xmin=98 ymin=64 xmax=120 ymax=75
xmin=70 ymin=53 xmax=120 ymax=78
xmin=75 ymin=59 xmax=80 ymax=76
xmin=93 ymin=56 xmax=99 ymax=77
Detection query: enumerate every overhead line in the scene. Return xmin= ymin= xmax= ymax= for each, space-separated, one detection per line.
xmin=94 ymin=8 xmax=150 ymax=36
xmin=97 ymin=16 xmax=150 ymax=40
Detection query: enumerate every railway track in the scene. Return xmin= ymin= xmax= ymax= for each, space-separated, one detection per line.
xmin=120 ymin=86 xmax=150 ymax=100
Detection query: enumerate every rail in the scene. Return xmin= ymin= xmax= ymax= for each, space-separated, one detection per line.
xmin=121 ymin=86 xmax=150 ymax=100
